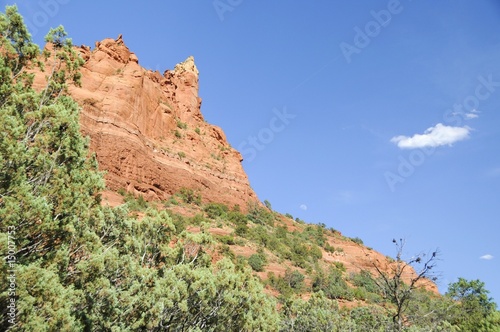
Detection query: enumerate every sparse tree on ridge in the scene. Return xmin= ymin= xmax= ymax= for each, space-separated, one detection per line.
xmin=372 ymin=238 xmax=439 ymax=332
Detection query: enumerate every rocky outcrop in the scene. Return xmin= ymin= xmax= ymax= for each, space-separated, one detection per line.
xmin=41 ymin=35 xmax=259 ymax=208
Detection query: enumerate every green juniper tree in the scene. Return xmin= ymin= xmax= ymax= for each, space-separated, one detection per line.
xmin=0 ymin=7 xmax=99 ymax=264
xmin=0 ymin=5 xmax=103 ymax=330
xmin=446 ymin=278 xmax=500 ymax=331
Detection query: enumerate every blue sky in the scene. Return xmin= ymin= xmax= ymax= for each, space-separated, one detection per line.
xmin=10 ymin=0 xmax=500 ymax=302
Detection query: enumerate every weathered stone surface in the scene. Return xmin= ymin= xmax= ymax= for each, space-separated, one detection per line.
xmin=35 ymin=35 xmax=258 ymax=209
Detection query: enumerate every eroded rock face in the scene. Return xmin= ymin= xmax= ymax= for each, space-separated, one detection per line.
xmin=40 ymin=35 xmax=258 ymax=208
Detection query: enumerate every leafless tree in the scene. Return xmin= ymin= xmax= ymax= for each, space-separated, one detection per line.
xmin=373 ymin=238 xmax=440 ymax=332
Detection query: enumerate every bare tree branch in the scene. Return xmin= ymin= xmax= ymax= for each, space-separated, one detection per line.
xmin=372 ymin=238 xmax=440 ymax=332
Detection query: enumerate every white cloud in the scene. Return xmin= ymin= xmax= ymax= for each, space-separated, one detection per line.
xmin=390 ymin=123 xmax=470 ymax=149
xmin=465 ymin=109 xmax=480 ymax=119
xmin=299 ymin=204 xmax=308 ymax=211
xmin=480 ymin=254 xmax=494 ymax=260
xmin=449 ymin=109 xmax=479 ymax=120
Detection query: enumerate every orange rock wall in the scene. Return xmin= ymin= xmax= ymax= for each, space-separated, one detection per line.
xmin=38 ymin=35 xmax=259 ymax=208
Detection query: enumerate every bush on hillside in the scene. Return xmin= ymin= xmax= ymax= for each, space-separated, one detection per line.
xmin=248 ymin=253 xmax=267 ymax=272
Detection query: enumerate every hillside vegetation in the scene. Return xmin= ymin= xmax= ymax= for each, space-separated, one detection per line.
xmin=1 ymin=6 xmax=499 ymax=331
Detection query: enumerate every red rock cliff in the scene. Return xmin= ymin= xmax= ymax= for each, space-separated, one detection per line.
xmin=49 ymin=35 xmax=258 ymax=208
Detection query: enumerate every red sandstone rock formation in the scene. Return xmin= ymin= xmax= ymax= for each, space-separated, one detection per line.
xmin=42 ymin=35 xmax=259 ymax=208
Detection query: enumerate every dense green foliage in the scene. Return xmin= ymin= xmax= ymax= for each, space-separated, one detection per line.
xmin=1 ymin=6 xmax=499 ymax=331
xmin=313 ymin=267 xmax=353 ymax=300
xmin=446 ymin=278 xmax=500 ymax=331
xmin=0 ymin=7 xmax=278 ymax=331
xmin=248 ymin=253 xmax=266 ymax=272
